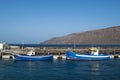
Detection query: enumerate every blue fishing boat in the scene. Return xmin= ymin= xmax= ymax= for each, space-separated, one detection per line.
xmin=66 ymin=47 xmax=110 ymax=61
xmin=13 ymin=50 xmax=53 ymax=61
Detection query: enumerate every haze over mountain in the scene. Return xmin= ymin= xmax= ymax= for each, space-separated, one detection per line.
xmin=41 ymin=26 xmax=120 ymax=44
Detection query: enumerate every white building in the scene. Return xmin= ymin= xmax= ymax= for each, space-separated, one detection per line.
xmin=0 ymin=42 xmax=8 ymax=50
xmin=0 ymin=43 xmax=3 ymax=50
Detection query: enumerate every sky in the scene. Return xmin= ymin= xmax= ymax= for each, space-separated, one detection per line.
xmin=0 ymin=0 xmax=120 ymax=44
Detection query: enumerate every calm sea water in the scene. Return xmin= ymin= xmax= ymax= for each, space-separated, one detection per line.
xmin=10 ymin=44 xmax=120 ymax=48
xmin=0 ymin=59 xmax=120 ymax=80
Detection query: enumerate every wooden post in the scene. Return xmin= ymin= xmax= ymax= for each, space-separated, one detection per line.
xmin=114 ymin=49 xmax=115 ymax=55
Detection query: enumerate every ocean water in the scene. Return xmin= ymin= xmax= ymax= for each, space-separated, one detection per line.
xmin=0 ymin=59 xmax=120 ymax=80
xmin=10 ymin=44 xmax=120 ymax=48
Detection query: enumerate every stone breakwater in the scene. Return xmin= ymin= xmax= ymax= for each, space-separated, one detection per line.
xmin=3 ymin=47 xmax=120 ymax=54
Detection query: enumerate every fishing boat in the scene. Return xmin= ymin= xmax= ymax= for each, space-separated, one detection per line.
xmin=13 ymin=50 xmax=53 ymax=61
xmin=66 ymin=47 xmax=110 ymax=61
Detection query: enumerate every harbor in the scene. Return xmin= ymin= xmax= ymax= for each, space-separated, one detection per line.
xmin=1 ymin=1 xmax=120 ymax=80
xmin=0 ymin=43 xmax=120 ymax=60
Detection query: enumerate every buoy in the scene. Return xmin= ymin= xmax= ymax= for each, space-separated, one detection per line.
xmin=9 ymin=56 xmax=13 ymax=59
xmin=114 ymin=56 xmax=119 ymax=59
xmin=57 ymin=56 xmax=62 ymax=59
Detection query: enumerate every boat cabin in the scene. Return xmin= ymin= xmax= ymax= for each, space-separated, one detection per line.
xmin=27 ymin=50 xmax=35 ymax=56
xmin=89 ymin=47 xmax=99 ymax=55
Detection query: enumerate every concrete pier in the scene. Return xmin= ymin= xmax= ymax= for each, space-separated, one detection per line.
xmin=53 ymin=55 xmax=66 ymax=60
xmin=110 ymin=55 xmax=120 ymax=59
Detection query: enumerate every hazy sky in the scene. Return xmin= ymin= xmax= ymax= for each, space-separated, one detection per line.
xmin=0 ymin=0 xmax=120 ymax=44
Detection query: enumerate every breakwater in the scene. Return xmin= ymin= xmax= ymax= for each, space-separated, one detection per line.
xmin=2 ymin=47 xmax=120 ymax=54
xmin=8 ymin=44 xmax=120 ymax=55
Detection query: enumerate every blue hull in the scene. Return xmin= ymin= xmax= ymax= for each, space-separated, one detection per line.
xmin=13 ymin=54 xmax=53 ymax=61
xmin=66 ymin=51 xmax=110 ymax=61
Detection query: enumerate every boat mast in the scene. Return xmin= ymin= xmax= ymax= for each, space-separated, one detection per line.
xmin=91 ymin=32 xmax=94 ymax=47
xmin=73 ymin=40 xmax=76 ymax=51
xmin=22 ymin=40 xmax=24 ymax=50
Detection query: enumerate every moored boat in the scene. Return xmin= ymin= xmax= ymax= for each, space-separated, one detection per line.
xmin=66 ymin=47 xmax=110 ymax=61
xmin=13 ymin=50 xmax=53 ymax=61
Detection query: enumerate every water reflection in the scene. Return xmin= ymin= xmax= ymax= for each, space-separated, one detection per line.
xmin=90 ymin=61 xmax=100 ymax=75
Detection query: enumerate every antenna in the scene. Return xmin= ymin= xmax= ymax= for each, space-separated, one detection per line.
xmin=22 ymin=40 xmax=24 ymax=50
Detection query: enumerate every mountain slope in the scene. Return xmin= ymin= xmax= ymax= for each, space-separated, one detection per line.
xmin=41 ymin=26 xmax=120 ymax=44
